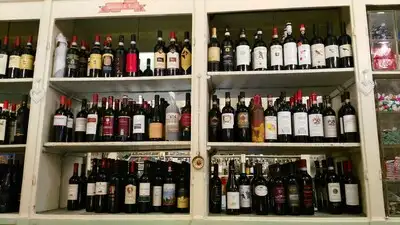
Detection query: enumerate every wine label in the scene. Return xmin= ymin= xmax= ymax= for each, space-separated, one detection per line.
xmin=252 ymin=109 xmax=265 ymax=142
xmin=287 ymin=184 xmax=300 ymax=206
xmin=113 ymin=54 xmax=125 ymax=76
xmin=180 ymin=113 xmax=191 ymax=127
xmin=132 ymin=115 xmax=145 ymax=134
xmin=167 ymin=51 xmax=179 ymax=69
xmin=68 ymin=184 xmax=79 ymax=200
xmin=227 ymin=192 xmax=240 ymax=209
xmin=66 ymin=53 xmax=79 ymax=70
xmin=210 ymin=185 xmax=222 ymax=204
xmin=222 ymin=45 xmax=233 ymax=66
xmin=345 ymin=184 xmax=359 ymax=206
xmin=95 ymin=182 xmax=108 ymax=195
xmin=277 ymin=111 xmax=292 ymax=135
xmin=208 ymin=47 xmax=220 ymax=62
xmin=125 ymin=184 xmax=137 ymax=204
xmin=343 ymin=115 xmax=357 ymax=133
xmin=294 ymin=112 xmax=309 ymax=136
xmin=254 ymin=185 xmax=268 ymax=197
xmin=149 ymin=122 xmax=163 ymax=139
xmin=108 ymin=185 xmax=116 ymax=202
xmin=67 ymin=117 xmax=73 ymax=129
xmin=323 ymin=116 xmax=337 ymax=138
xmin=0 ymin=119 xmax=7 ymax=141
xmin=283 ymin=42 xmax=297 ymax=66
xmin=298 ymin=44 xmax=311 ymax=65
xmin=325 ymin=45 xmax=339 ymax=59
xmin=163 ymin=183 xmax=176 ymax=206
xmin=102 ymin=53 xmax=113 ymax=73
xmin=239 ymin=185 xmax=251 ymax=207
xmin=237 ymin=112 xmax=249 ymax=129
xmin=53 ymin=115 xmax=67 ymax=126
xmin=253 ymin=46 xmax=268 ymax=70
xmin=102 ymin=115 xmax=114 ymax=136
xmin=75 ymin=118 xmax=87 ymax=132
xmin=20 ymin=54 xmax=34 ymax=70
xmin=273 ymin=186 xmax=286 ymax=204
xmin=86 ymin=114 xmax=98 ymax=135
xmin=0 ymin=54 xmax=8 ymax=75
xmin=339 ymin=117 xmax=344 ymax=135
xmin=309 ymin=114 xmax=324 ymax=137
xmin=181 ymin=47 xmax=191 ymax=71
xmin=311 ymin=43 xmax=326 ymax=67
xmin=177 ymin=188 xmax=189 ymax=209
xmin=152 ymin=186 xmax=162 ymax=206
xmin=8 ymin=55 xmax=21 ymax=69
xmin=126 ymin=53 xmax=138 ymax=72
xmin=154 ymin=51 xmax=166 ymax=69
xmin=89 ymin=53 xmax=102 ymax=69
xmin=328 ymin=183 xmax=341 ymax=202
xmin=303 ymin=184 xmax=314 ymax=208
xmin=221 ymin=113 xmax=234 ymax=129
xmin=139 ymin=182 xmax=150 ymax=202
xmin=87 ymin=183 xmax=95 ymax=196
xmin=339 ymin=44 xmax=353 ymax=58
xmin=264 ymin=116 xmax=277 ymax=140
xmin=166 ymin=112 xmax=180 ymax=133
xmin=118 ymin=116 xmax=130 ymax=136
xmin=236 ymin=45 xmax=250 ymax=66
xmin=270 ymin=45 xmax=283 ymax=66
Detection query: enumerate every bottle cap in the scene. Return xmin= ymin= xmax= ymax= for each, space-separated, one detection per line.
xmin=3 ymin=100 xmax=8 ymax=110
xmin=15 ymin=36 xmax=20 ymax=46
xmin=169 ymin=31 xmax=176 ymax=39
xmin=253 ymin=95 xmax=261 ymax=105
xmin=92 ymin=93 xmax=98 ymax=102
xmin=3 ymin=36 xmax=8 ymax=45
xmin=95 ymin=35 xmax=100 ymax=42
xmin=11 ymin=103 xmax=16 ymax=112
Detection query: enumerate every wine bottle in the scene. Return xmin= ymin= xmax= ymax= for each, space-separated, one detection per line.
xmin=226 ymin=160 xmax=239 ymax=215
xmin=78 ymin=40 xmax=89 ymax=77
xmin=126 ymin=34 xmax=139 ymax=77
xmin=180 ymin=93 xmax=191 ymax=141
xmin=208 ymin=27 xmax=220 ymax=72
xmin=7 ymin=104 xmax=16 ymax=144
xmin=277 ymin=94 xmax=292 ymax=142
xmin=142 ymin=59 xmax=153 ymax=76
xmin=86 ymin=93 xmax=99 ymax=142
xmin=88 ymin=35 xmax=102 ymax=77
xmin=297 ymin=24 xmax=311 ymax=69
xmin=308 ymin=92 xmax=324 ymax=142
xmin=297 ymin=159 xmax=314 ymax=215
xmin=14 ymin=95 xmax=29 ymax=144
xmin=251 ymin=95 xmax=264 ymax=142
xmin=114 ymin=35 xmax=126 ymax=77
xmin=108 ymin=160 xmax=122 ymax=213
xmin=138 ymin=162 xmax=152 ymax=213
xmin=65 ymin=35 xmax=79 ymax=77
xmin=237 ymin=162 xmax=251 ymax=214
xmin=116 ymin=96 xmax=130 ymax=141
xmin=131 ymin=95 xmax=146 ymax=141
xmin=323 ymin=97 xmax=338 ymax=142
xmin=283 ymin=22 xmax=297 ymax=70
xmin=236 ymin=28 xmax=251 ymax=71
xmin=311 ymin=24 xmax=326 ymax=69
xmin=325 ymin=22 xmax=339 ymax=68
xmin=338 ymin=94 xmax=345 ymax=142
xmin=0 ymin=100 xmax=9 ymax=144
xmin=152 ymin=163 xmax=163 ymax=212
xmin=177 ymin=166 xmax=189 ymax=213
xmin=221 ymin=27 xmax=234 ymax=71
xmin=7 ymin=37 xmax=21 ymax=78
xmin=338 ymin=22 xmax=354 ymax=68
xmin=209 ymin=164 xmax=222 ymax=213
xmin=221 ymin=92 xmax=235 ymax=142
xmin=286 ymin=162 xmax=301 ymax=215
xmin=270 ymin=27 xmax=283 ymax=70
xmin=167 ymin=32 xmax=180 ymax=75
xmin=124 ymin=161 xmax=138 ymax=213
xmin=74 ymin=99 xmax=88 ymax=142
xmin=94 ymin=158 xmax=108 ymax=213
xmin=149 ymin=95 xmax=163 ymax=141
xmin=180 ymin=31 xmax=192 ymax=75
xmin=163 ymin=162 xmax=176 ymax=213
xmin=53 ymin=96 xmax=67 ymax=142
xmin=67 ymin=163 xmax=80 ymax=210
xmin=236 ymin=93 xmax=250 ymax=142
xmin=264 ymin=95 xmax=277 ymax=142
xmin=253 ymin=29 xmax=268 ymax=71
xmin=253 ymin=163 xmax=269 ymax=215
xmin=273 ymin=164 xmax=287 ymax=215
xmin=326 ymin=157 xmax=342 ymax=214
xmin=98 ymin=97 xmax=107 ymax=141
xmin=342 ymin=91 xmax=358 ymax=142
xmin=154 ymin=30 xmax=166 ymax=76
xmin=314 ymin=160 xmax=323 ymax=211
xmin=79 ymin=164 xmax=87 ymax=209
xmin=343 ymin=160 xmax=361 ymax=214
xmin=102 ymin=96 xmax=114 ymax=141
xmin=101 ymin=37 xmax=114 ymax=77
xmin=0 ymin=37 xmax=9 ymax=78
xmin=19 ymin=36 xmax=34 ymax=78
xmin=293 ymin=90 xmax=308 ymax=142
xmin=65 ymin=99 xmax=74 ymax=142
xmin=86 ymin=160 xmax=97 ymax=212
xmin=165 ymin=94 xmax=180 ymax=141
xmin=209 ymin=95 xmax=221 ymax=142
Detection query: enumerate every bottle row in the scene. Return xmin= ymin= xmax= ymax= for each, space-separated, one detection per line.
xmin=0 ymin=158 xmax=24 ymax=213
xmin=0 ymin=95 xmax=30 ymax=145
xmin=68 ymin=158 xmax=190 ymax=214
xmin=54 ymin=31 xmax=192 ymax=78
xmin=52 ymin=93 xmax=191 ymax=142
xmin=209 ymin=157 xmax=361 ymax=216
xmin=208 ymin=90 xmax=359 ymax=143
xmin=208 ymin=22 xmax=353 ymax=72
xmin=0 ymin=36 xmax=36 ymax=79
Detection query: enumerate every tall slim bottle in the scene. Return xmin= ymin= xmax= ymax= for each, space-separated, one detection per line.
xmin=79 ymin=164 xmax=87 ymax=209
xmin=132 ymin=95 xmax=147 ymax=141
xmin=209 ymin=95 xmax=221 ymax=142
xmin=209 ymin=164 xmax=222 ymax=213
xmin=94 ymin=158 xmax=108 ymax=213
xmin=180 ymin=93 xmax=191 ymax=141
xmin=67 ymin=163 xmax=80 ymax=210
xmin=126 ymin=34 xmax=139 ymax=77
xmin=154 ymin=30 xmax=166 ymax=76
xmin=323 ymin=97 xmax=338 ymax=142
xmin=102 ymin=96 xmax=114 ymax=141
xmin=251 ymin=95 xmax=265 ymax=142
xmin=253 ymin=29 xmax=268 ymax=71
xmin=221 ymin=92 xmax=235 ymax=142
xmin=53 ymin=96 xmax=67 ymax=142
xmin=343 ymin=160 xmax=361 ymax=214
xmin=264 ymin=95 xmax=277 ymax=142
xmin=163 ymin=162 xmax=176 ymax=213
xmin=208 ymin=27 xmax=220 ymax=71
xmin=88 ymin=35 xmax=102 ymax=77
xmin=283 ymin=22 xmax=297 ymax=70
xmin=86 ymin=159 xmax=97 ymax=212
xmin=238 ymin=162 xmax=251 ymax=214
xmin=226 ymin=160 xmax=240 ymax=215
xmin=114 ymin=35 xmax=126 ymax=77
xmin=293 ymin=89 xmax=308 ymax=142
xmin=221 ymin=27 xmax=234 ymax=71
xmin=138 ymin=162 xmax=152 ymax=213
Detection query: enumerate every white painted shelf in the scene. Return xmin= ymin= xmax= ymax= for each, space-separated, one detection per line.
xmin=0 ymin=78 xmax=33 ymax=94
xmin=0 ymin=144 xmax=26 ymax=153
xmin=373 ymin=71 xmax=400 ymax=79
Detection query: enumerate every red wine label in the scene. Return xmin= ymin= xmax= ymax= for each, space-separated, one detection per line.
xmin=126 ymin=53 xmax=138 ymax=72
xmin=303 ymin=184 xmax=313 ymax=208
xmin=273 ymin=186 xmax=286 ymax=204
xmin=103 ymin=115 xmax=114 ymax=136
xmin=237 ymin=112 xmax=249 ymax=128
xmin=180 ymin=113 xmax=191 ymax=127
xmin=118 ymin=116 xmax=130 ymax=136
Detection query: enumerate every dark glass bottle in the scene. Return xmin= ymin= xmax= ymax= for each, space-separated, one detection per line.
xmin=236 ymin=28 xmax=251 ymax=71
xmin=321 ymin=159 xmax=329 ymax=211
xmin=102 ymin=96 xmax=114 ymax=141
xmin=286 ymin=162 xmax=300 ymax=215
xmin=138 ymin=162 xmax=152 ymax=213
xmin=209 ymin=95 xmax=221 ymax=142
xmin=7 ymin=37 xmax=21 ymax=78
xmin=180 ymin=31 xmax=192 ymax=75
xmin=19 ymin=36 xmax=34 ymax=78
xmin=277 ymin=94 xmax=292 ymax=142
xmin=86 ymin=159 xmax=97 ymax=212
xmin=236 ymin=93 xmax=250 ymax=142
xmin=7 ymin=104 xmax=16 ymax=144
xmin=65 ymin=35 xmax=80 ymax=77
xmin=142 ymin=59 xmax=153 ymax=76
xmin=176 ymin=166 xmax=189 ymax=213
xmin=167 ymin=32 xmax=180 ymax=75
xmin=252 ymin=29 xmax=268 ymax=71
xmin=88 ymin=35 xmax=102 ymax=77
xmin=74 ymin=99 xmax=88 ymax=142
xmin=209 ymin=164 xmax=222 ymax=213
xmin=298 ymin=159 xmax=314 ymax=215
xmin=152 ymin=163 xmax=163 ymax=212
xmin=65 ymin=99 xmax=74 ymax=142
xmin=338 ymin=22 xmax=354 ymax=68
xmin=323 ymin=97 xmax=338 ymax=142
xmin=237 ymin=162 xmax=251 ymax=214
xmin=108 ymin=161 xmax=122 ymax=213
xmin=338 ymin=94 xmax=345 ymax=142
xmin=270 ymin=27 xmax=283 ymax=70
xmin=221 ymin=27 xmax=234 ymax=71
xmin=98 ymin=97 xmax=107 ymax=141
xmin=124 ymin=161 xmax=138 ymax=213
xmin=86 ymin=93 xmax=99 ymax=142
xmin=325 ymin=22 xmax=339 ymax=68
xmin=297 ymin=24 xmax=311 ymax=69
xmin=0 ymin=160 xmax=13 ymax=212
xmin=126 ymin=34 xmax=139 ymax=77
xmin=117 ymin=96 xmax=130 ymax=141
xmin=180 ymin=93 xmax=191 ymax=141
xmin=253 ymin=163 xmax=269 ymax=215
xmin=53 ymin=96 xmax=67 ymax=142
xmin=163 ymin=162 xmax=176 ymax=213
xmin=264 ymin=95 xmax=277 ymax=142
xmin=149 ymin=95 xmax=163 ymax=141
xmin=308 ymin=92 xmax=324 ymax=142
xmin=226 ymin=160 xmax=239 ymax=215
xmin=79 ymin=164 xmax=87 ymax=209
xmin=342 ymin=160 xmax=361 ymax=214
xmin=251 ymin=95 xmax=264 ymax=142
xmin=273 ymin=164 xmax=287 ymax=215
xmin=311 ymin=24 xmax=326 ymax=69
xmin=326 ymin=157 xmax=342 ymax=214
xmin=283 ymin=22 xmax=297 ymax=70
xmin=114 ymin=35 xmax=126 ymax=77
xmin=0 ymin=36 xmax=9 ymax=79
xmin=314 ymin=160 xmax=324 ymax=211
xmin=293 ymin=89 xmax=308 ymax=142
xmin=94 ymin=158 xmax=108 ymax=213
xmin=78 ymin=40 xmax=89 ymax=77
xmin=154 ymin=30 xmax=166 ymax=76
xmin=67 ymin=163 xmax=80 ymax=210
xmin=0 ymin=100 xmax=9 ymax=144
xmin=132 ymin=95 xmax=147 ymax=141
xmin=221 ymin=92 xmax=235 ymax=142
xmin=208 ymin=27 xmax=220 ymax=72
xmin=342 ymin=91 xmax=359 ymax=142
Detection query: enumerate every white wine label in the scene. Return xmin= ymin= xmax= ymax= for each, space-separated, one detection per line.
xmin=0 ymin=54 xmax=8 ymax=75
xmin=323 ymin=116 xmax=337 ymax=138
xmin=221 ymin=113 xmax=234 ymax=129
xmin=343 ymin=115 xmax=357 ymax=133
xmin=87 ymin=183 xmax=95 ymax=196
xmin=53 ymin=115 xmax=67 ymax=126
xmin=75 ymin=118 xmax=87 ymax=132
xmin=328 ymin=183 xmax=341 ymax=202
xmin=227 ymin=192 xmax=240 ymax=209
xmin=86 ymin=114 xmax=98 ymax=135
xmin=208 ymin=47 xmax=220 ymax=62
xmin=309 ymin=114 xmax=324 ymax=137
xmin=345 ymin=184 xmax=359 ymax=206
xmin=167 ymin=52 xmax=179 ymax=69
xmin=253 ymin=46 xmax=267 ymax=69
xmin=311 ymin=43 xmax=326 ymax=67
xmin=294 ymin=112 xmax=309 ymax=136
xmin=68 ymin=184 xmax=79 ymax=200
xmin=236 ymin=45 xmax=251 ymax=66
xmin=264 ymin=116 xmax=277 ymax=140
xmin=298 ymin=44 xmax=311 ymax=65
xmin=95 ymin=182 xmax=108 ymax=195
xmin=255 ymin=185 xmax=268 ymax=196
xmin=283 ymin=42 xmax=297 ymax=66
xmin=277 ymin=111 xmax=292 ymax=135
xmin=339 ymin=44 xmax=352 ymax=58
xmin=239 ymin=185 xmax=251 ymax=207
xmin=125 ymin=184 xmax=137 ymax=204
xmin=325 ymin=45 xmax=339 ymax=59
xmin=8 ymin=55 xmax=20 ymax=69
xmin=153 ymin=186 xmax=162 ymax=206
xmin=270 ymin=45 xmax=283 ymax=66
xmin=67 ymin=118 xmax=74 ymax=128
xmin=133 ymin=115 xmax=145 ymax=134
xmin=0 ymin=119 xmax=6 ymax=141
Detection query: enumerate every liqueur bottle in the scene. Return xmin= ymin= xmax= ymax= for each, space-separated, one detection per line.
xmin=180 ymin=93 xmax=191 ymax=141
xmin=251 ymin=95 xmax=264 ymax=142
xmin=126 ymin=34 xmax=139 ymax=77
xmin=180 ymin=31 xmax=192 ymax=75
xmin=88 ymin=35 xmax=102 ymax=77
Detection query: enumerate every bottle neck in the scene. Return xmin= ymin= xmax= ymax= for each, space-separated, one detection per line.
xmin=225 ymin=98 xmax=231 ymax=107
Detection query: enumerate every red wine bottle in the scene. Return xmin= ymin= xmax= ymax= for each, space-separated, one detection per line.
xmin=163 ymin=162 xmax=176 ymax=213
xmin=180 ymin=31 xmax=191 ymax=75
xmin=98 ymin=97 xmax=107 ymax=141
xmin=297 ymin=24 xmax=311 ymax=69
xmin=342 ymin=91 xmax=358 ymax=142
xmin=167 ymin=32 xmax=180 ymax=75
xmin=7 ymin=37 xmax=21 ymax=78
xmin=226 ymin=160 xmax=239 ymax=215
xmin=67 ymin=163 xmax=80 ymax=210
xmin=283 ymin=22 xmax=297 ymax=70
xmin=342 ymin=160 xmax=361 ymax=214
xmin=0 ymin=100 xmax=9 ymax=144
xmin=152 ymin=162 xmax=163 ymax=212
xmin=65 ymin=35 xmax=79 ymax=77
xmin=114 ymin=35 xmax=126 ymax=77
xmin=208 ymin=95 xmax=221 ymax=142
xmin=298 ymin=159 xmax=314 ymax=215
xmin=209 ymin=164 xmax=222 ymax=213
xmin=235 ymin=93 xmax=250 ymax=142
xmin=208 ymin=27 xmax=220 ymax=72
xmin=338 ymin=22 xmax=354 ymax=68
xmin=7 ymin=103 xmax=17 ymax=144
xmin=286 ymin=162 xmax=300 ymax=215
xmin=326 ymin=157 xmax=343 ymax=214
xmin=117 ymin=96 xmax=130 ymax=141
xmin=126 ymin=34 xmax=139 ymax=77
xmin=102 ymin=96 xmax=114 ymax=141
xmin=237 ymin=162 xmax=251 ymax=214
xmin=108 ymin=160 xmax=122 ymax=213
xmin=94 ymin=158 xmax=108 ymax=213
xmin=79 ymin=164 xmax=87 ymax=209
xmin=270 ymin=28 xmax=283 ymax=70
xmin=132 ymin=95 xmax=147 ymax=141
xmin=86 ymin=159 xmax=97 ymax=212
xmin=252 ymin=163 xmax=268 ymax=215
xmin=0 ymin=36 xmax=9 ymax=79
xmin=311 ymin=24 xmax=326 ymax=69
xmin=154 ymin=30 xmax=166 ymax=76
xmin=14 ymin=95 xmax=29 ymax=144
xmin=88 ymin=35 xmax=102 ymax=77
xmin=149 ymin=95 xmax=163 ymax=141
xmin=180 ymin=93 xmax=191 ymax=141
xmin=221 ymin=92 xmax=235 ymax=142
xmin=19 ymin=36 xmax=34 ymax=78
xmin=78 ymin=40 xmax=89 ymax=77
xmin=277 ymin=94 xmax=292 ymax=142
xmin=124 ymin=161 xmax=138 ymax=213
xmin=323 ymin=97 xmax=338 ymax=142
xmin=253 ymin=29 xmax=268 ymax=71
xmin=65 ymin=99 xmax=74 ymax=142
xmin=325 ymin=22 xmax=339 ymax=68
xmin=53 ymin=96 xmax=67 ymax=142
xmin=86 ymin=94 xmax=99 ymax=142
xmin=273 ymin=164 xmax=287 ymax=215
xmin=221 ymin=27 xmax=234 ymax=71
xmin=264 ymin=95 xmax=277 ymax=142
xmin=101 ymin=36 xmax=114 ymax=77
xmin=308 ymin=92 xmax=324 ymax=142
xmin=75 ymin=99 xmax=88 ymax=142
xmin=236 ymin=28 xmax=251 ymax=71
xmin=293 ymin=89 xmax=308 ymax=142
xmin=138 ymin=161 xmax=151 ymax=213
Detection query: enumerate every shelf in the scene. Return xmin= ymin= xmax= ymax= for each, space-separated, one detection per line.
xmin=0 ymin=213 xmax=20 ymax=225
xmin=207 ymin=142 xmax=360 ymax=155
xmin=0 ymin=144 xmax=26 ymax=153
xmin=207 ymin=69 xmax=354 ymax=94
xmin=43 ymin=141 xmax=191 ymax=154
xmin=373 ymin=71 xmax=400 ymax=79
xmin=0 ymin=78 xmax=33 ymax=94
xmin=0 ymin=1 xmax=43 ymax=20
xmin=49 ymin=76 xmax=192 ymax=95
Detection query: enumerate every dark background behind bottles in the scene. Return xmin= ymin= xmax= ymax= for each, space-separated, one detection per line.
xmin=0 ymin=21 xmax=39 ymax=48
